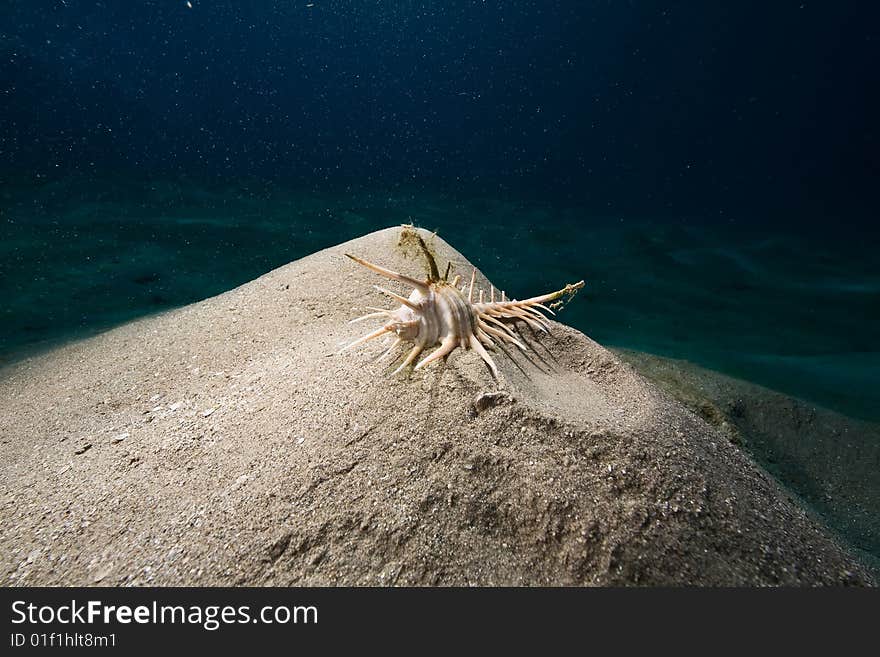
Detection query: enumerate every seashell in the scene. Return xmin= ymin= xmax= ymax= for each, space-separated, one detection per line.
xmin=340 ymin=230 xmax=584 ymax=378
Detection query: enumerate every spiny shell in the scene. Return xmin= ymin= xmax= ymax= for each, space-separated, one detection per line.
xmin=340 ymin=233 xmax=584 ymax=378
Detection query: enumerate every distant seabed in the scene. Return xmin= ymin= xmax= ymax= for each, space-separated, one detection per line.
xmin=2 ymin=174 xmax=878 ymax=422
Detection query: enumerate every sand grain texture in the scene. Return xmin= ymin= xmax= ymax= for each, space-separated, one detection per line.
xmin=0 ymin=227 xmax=873 ymax=585
xmin=616 ymin=349 xmax=880 ymax=574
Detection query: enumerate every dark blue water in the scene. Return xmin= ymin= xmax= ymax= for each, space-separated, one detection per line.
xmin=1 ymin=7 xmax=878 ymax=418
xmin=4 ymin=2 xmax=878 ymax=219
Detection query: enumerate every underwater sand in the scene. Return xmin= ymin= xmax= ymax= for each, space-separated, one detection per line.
xmin=1 ymin=226 xmax=871 ymax=585
xmin=617 ymin=349 xmax=880 ymax=574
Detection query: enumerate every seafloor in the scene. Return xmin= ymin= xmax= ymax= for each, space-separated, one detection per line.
xmin=1 ymin=225 xmax=875 ymax=585
xmin=1 ymin=175 xmax=878 ymax=572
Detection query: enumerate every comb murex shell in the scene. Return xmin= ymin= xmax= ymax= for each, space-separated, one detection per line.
xmin=340 ymin=232 xmax=584 ymax=378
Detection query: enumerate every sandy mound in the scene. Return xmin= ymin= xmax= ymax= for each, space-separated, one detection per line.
xmin=0 ymin=227 xmax=873 ymax=585
xmin=615 ymin=349 xmax=880 ymax=574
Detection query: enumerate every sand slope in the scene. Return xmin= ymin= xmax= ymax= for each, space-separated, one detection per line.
xmin=615 ymin=349 xmax=880 ymax=574
xmin=0 ymin=227 xmax=872 ymax=585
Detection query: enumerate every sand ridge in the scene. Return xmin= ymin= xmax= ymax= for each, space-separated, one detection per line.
xmin=0 ymin=226 xmax=873 ymax=585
